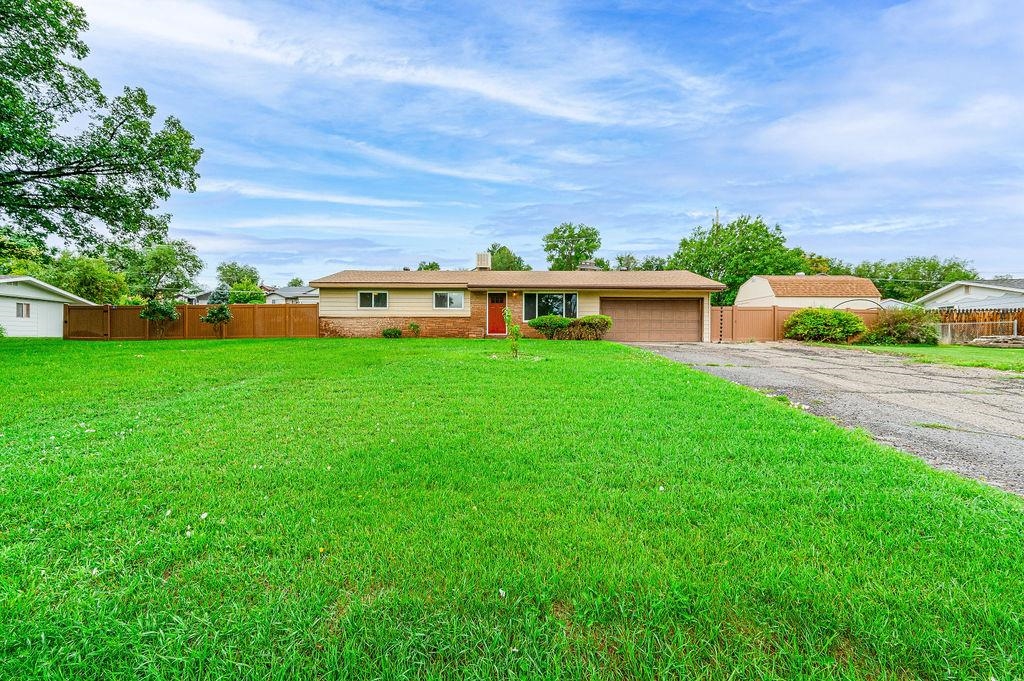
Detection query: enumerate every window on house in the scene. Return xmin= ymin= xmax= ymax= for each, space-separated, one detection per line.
xmin=358 ymin=291 xmax=388 ymax=309
xmin=433 ymin=291 xmax=464 ymax=309
xmin=523 ymin=292 xmax=577 ymax=321
xmin=16 ymin=302 xmax=30 ymax=318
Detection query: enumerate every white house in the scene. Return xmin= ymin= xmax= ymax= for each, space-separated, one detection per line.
xmin=914 ymin=279 xmax=1024 ymax=310
xmin=0 ymin=275 xmax=96 ymax=337
xmin=734 ymin=274 xmax=882 ymax=309
xmin=265 ymin=286 xmax=319 ymax=304
xmin=881 ymin=298 xmax=917 ymax=309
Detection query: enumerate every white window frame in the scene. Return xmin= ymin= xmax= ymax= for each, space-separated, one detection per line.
xmin=357 ymin=290 xmax=389 ymax=309
xmin=432 ymin=290 xmax=465 ymax=310
xmin=523 ymin=291 xmax=579 ymax=321
xmin=16 ymin=302 xmax=31 ymax=318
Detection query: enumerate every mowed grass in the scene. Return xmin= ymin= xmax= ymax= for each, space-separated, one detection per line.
xmin=1 ymin=338 xmax=1023 ymax=679
xmin=850 ymin=343 xmax=1024 ymax=372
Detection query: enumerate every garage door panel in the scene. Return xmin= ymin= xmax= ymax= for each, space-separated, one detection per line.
xmin=600 ymin=298 xmax=701 ymax=342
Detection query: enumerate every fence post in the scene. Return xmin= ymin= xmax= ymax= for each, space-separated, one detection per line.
xmin=63 ymin=304 xmax=69 ymax=339
xmin=104 ymin=305 xmax=111 ymax=339
xmin=772 ymin=306 xmax=778 ymax=341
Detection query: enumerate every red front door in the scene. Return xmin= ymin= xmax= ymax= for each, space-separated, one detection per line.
xmin=488 ymin=292 xmax=507 ymax=335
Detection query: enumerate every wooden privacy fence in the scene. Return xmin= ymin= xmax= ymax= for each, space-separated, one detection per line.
xmin=64 ymin=304 xmax=319 ymax=340
xmin=711 ymin=306 xmax=880 ymax=342
xmin=935 ymin=307 xmax=1024 ymax=330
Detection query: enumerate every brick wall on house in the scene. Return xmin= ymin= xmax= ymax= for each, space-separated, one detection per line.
xmin=319 ymin=290 xmax=545 ymax=338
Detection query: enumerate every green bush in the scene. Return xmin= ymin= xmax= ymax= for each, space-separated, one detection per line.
xmin=139 ymin=299 xmax=180 ymax=339
xmin=783 ymin=308 xmax=866 ymax=343
xmin=555 ymin=314 xmax=614 ymax=340
xmin=0 ymin=324 xmax=6 ymax=338
xmin=381 ymin=327 xmax=402 ymax=339
xmin=117 ymin=294 xmax=146 ymax=306
xmin=527 ymin=315 xmax=572 ymax=339
xmin=407 ymin=322 xmax=421 ymax=338
xmin=199 ymin=303 xmax=233 ymax=338
xmin=859 ymin=308 xmax=939 ymax=345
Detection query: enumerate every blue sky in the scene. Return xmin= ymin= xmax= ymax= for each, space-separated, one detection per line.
xmin=75 ymin=0 xmax=1024 ymax=286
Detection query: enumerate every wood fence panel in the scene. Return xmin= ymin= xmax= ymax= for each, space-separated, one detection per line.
xmin=734 ymin=307 xmax=776 ymax=341
xmin=711 ymin=306 xmax=882 ymax=342
xmin=255 ymin=305 xmax=288 ymax=337
xmin=184 ymin=306 xmax=217 ymax=339
xmin=65 ymin=305 xmax=108 ymax=339
xmin=937 ymin=308 xmax=1024 ymax=331
xmin=287 ymin=305 xmax=319 ymax=337
xmin=110 ymin=307 xmax=147 ymax=340
xmin=225 ymin=305 xmax=256 ymax=338
xmin=64 ymin=304 xmax=321 ymax=340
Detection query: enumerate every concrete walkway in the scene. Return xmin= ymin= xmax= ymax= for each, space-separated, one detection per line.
xmin=637 ymin=342 xmax=1024 ymax=495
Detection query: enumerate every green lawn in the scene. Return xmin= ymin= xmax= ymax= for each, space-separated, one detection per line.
xmin=849 ymin=343 xmax=1024 ymax=372
xmin=2 ymin=338 xmax=1023 ymax=679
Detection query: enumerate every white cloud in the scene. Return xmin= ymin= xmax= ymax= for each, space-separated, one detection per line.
xmin=77 ymin=0 xmax=727 ymax=127
xmin=77 ymin=0 xmax=300 ymax=64
xmin=331 ymin=138 xmax=539 ymax=184
xmin=201 ymin=180 xmax=423 ymax=208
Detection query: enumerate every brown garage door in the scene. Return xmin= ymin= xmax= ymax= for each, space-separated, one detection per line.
xmin=599 ymin=298 xmax=702 ymax=342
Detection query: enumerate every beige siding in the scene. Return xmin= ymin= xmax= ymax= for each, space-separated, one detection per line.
xmin=320 ymin=287 xmax=471 ymax=317
xmin=580 ymin=289 xmax=711 ymax=342
xmin=734 ymin=277 xmax=774 ymax=306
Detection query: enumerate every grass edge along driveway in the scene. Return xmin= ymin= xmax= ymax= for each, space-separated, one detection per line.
xmin=1 ymin=337 xmax=1023 ymax=679
xmin=825 ymin=342 xmax=1024 ymax=372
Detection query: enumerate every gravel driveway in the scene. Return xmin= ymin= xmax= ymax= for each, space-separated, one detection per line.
xmin=638 ymin=342 xmax=1024 ymax=495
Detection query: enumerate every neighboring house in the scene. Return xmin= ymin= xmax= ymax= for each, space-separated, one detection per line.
xmin=185 ymin=290 xmax=214 ymax=305
xmin=881 ymin=298 xmax=917 ymax=310
xmin=311 ymin=254 xmax=725 ymax=342
xmin=265 ymin=286 xmax=319 ymax=304
xmin=734 ymin=275 xmax=882 ymax=309
xmin=913 ymin=279 xmax=1024 ymax=310
xmin=0 ymin=275 xmax=96 ymax=337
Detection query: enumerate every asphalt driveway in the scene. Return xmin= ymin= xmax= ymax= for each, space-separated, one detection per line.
xmin=638 ymin=342 xmax=1024 ymax=495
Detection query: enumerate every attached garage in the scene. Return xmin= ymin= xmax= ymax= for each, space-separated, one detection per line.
xmin=600 ymin=298 xmax=703 ymax=342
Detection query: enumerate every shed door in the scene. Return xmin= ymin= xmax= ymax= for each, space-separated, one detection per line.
xmin=599 ymin=298 xmax=702 ymax=342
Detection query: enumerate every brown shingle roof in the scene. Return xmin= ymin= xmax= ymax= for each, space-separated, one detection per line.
xmin=760 ymin=275 xmax=880 ymax=298
xmin=310 ymin=269 xmax=725 ymax=290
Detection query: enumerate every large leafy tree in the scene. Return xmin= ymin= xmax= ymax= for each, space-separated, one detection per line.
xmin=614 ymin=253 xmax=639 ymax=270
xmin=639 ymin=255 xmax=668 ymax=271
xmin=42 ymin=253 xmax=126 ymax=303
xmin=668 ymin=215 xmax=807 ymax=305
xmin=287 ymin=276 xmax=304 ymax=287
xmin=0 ymin=226 xmax=51 ymax=269
xmin=416 ymin=261 xmax=440 ymax=271
xmin=217 ymin=260 xmax=260 ymax=287
xmin=542 ymin=222 xmax=601 ymax=271
xmin=126 ymin=240 xmax=203 ymax=299
xmin=3 ymin=251 xmax=126 ymax=303
xmin=487 ymin=243 xmax=532 ymax=271
xmin=852 ymin=256 xmax=978 ymax=301
xmin=0 ymin=0 xmax=202 ymax=249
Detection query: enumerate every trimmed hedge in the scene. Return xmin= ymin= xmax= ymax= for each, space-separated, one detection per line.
xmin=555 ymin=315 xmax=614 ymax=340
xmin=529 ymin=314 xmax=614 ymax=340
xmin=783 ymin=308 xmax=866 ymax=343
xmin=527 ymin=315 xmax=572 ymax=339
xmin=859 ymin=308 xmax=939 ymax=345
xmin=381 ymin=327 xmax=402 ymax=338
